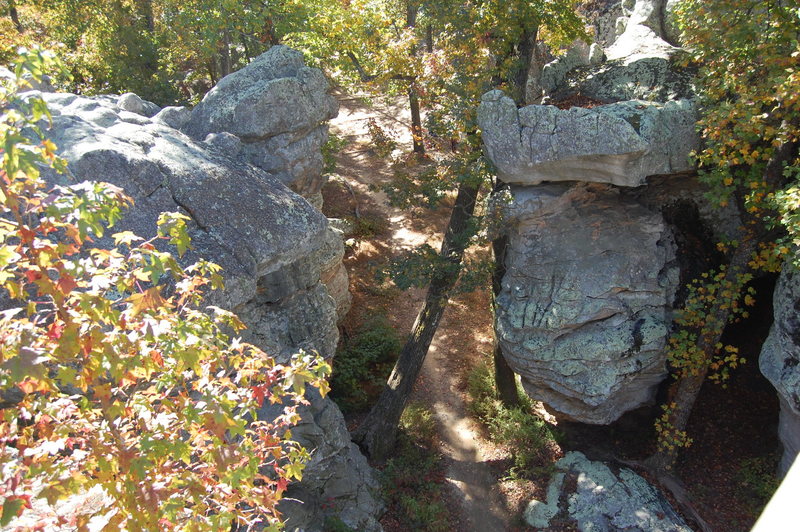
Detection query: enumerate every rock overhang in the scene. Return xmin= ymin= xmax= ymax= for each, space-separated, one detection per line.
xmin=477 ymin=90 xmax=698 ymax=188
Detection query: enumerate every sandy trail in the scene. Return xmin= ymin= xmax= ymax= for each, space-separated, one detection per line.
xmin=328 ymin=90 xmax=511 ymax=531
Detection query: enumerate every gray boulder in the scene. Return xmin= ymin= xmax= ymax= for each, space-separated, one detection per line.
xmin=184 ymin=46 xmax=338 ymax=207
xmin=36 ymin=84 xmax=382 ymax=531
xmin=478 ymin=91 xmax=697 ymax=187
xmin=525 ymin=451 xmax=692 ymax=531
xmin=760 ymin=267 xmax=800 ymax=477
xmin=116 ymin=92 xmax=161 ymax=117
xmin=540 ymin=0 xmax=695 ymax=105
xmin=494 ymin=184 xmax=678 ymax=424
xmin=606 ymin=0 xmax=679 ymax=61
xmin=153 ymin=105 xmax=192 ymax=130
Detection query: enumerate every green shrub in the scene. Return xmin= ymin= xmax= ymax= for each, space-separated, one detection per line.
xmin=330 ymin=316 xmax=401 ymax=411
xmin=366 ymin=118 xmax=397 ymax=158
xmin=382 ymin=404 xmax=451 ymax=532
xmin=466 ymin=360 xmax=557 ymax=477
xmin=737 ymin=455 xmax=780 ymax=509
xmin=322 ymin=133 xmax=349 ymax=176
xmin=400 ymin=401 xmax=438 ymax=446
xmin=350 ymin=213 xmax=390 ymax=239
xmin=323 ymin=516 xmax=357 ymax=532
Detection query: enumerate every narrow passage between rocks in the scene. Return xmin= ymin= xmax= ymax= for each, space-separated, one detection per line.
xmin=326 ymin=91 xmax=514 ymax=531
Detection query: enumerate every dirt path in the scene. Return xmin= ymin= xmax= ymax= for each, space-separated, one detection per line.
xmin=324 ymin=91 xmax=514 ymax=531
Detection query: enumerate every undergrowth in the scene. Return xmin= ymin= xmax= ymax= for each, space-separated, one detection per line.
xmin=467 ymin=359 xmax=559 ymax=478
xmin=736 ymin=455 xmax=781 ymax=512
xmin=382 ymin=402 xmax=452 ymax=532
xmin=330 ymin=315 xmax=401 ymax=412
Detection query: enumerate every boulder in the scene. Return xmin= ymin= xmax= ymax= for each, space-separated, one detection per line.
xmin=33 ymin=66 xmax=381 ymax=530
xmin=477 ymin=91 xmax=697 ymax=187
xmin=153 ymin=105 xmax=191 ymax=129
xmin=116 ymin=92 xmax=161 ymax=117
xmin=760 ymin=267 xmax=800 ymax=476
xmin=606 ymin=0 xmax=679 ymax=61
xmin=580 ymin=0 xmax=626 ymax=47
xmin=539 ymin=0 xmax=695 ymax=105
xmin=494 ymin=184 xmax=678 ymax=424
xmin=183 ymin=45 xmax=339 ymax=207
xmin=525 ymin=451 xmax=692 ymax=531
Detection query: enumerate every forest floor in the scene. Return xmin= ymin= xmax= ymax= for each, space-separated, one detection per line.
xmin=321 ymin=90 xmax=781 ymax=532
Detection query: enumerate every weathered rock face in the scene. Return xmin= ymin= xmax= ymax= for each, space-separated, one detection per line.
xmin=184 ymin=45 xmax=339 ymax=209
xmin=760 ymin=268 xmax=800 ymax=477
xmin=525 ymin=451 xmax=692 ymax=531
xmin=495 ymin=184 xmax=678 ymax=423
xmin=538 ymin=0 xmax=694 ymax=105
xmin=481 ymin=0 xmax=701 ymax=426
xmin=33 ymin=51 xmax=381 ymax=531
xmin=478 ymin=91 xmax=697 ymax=187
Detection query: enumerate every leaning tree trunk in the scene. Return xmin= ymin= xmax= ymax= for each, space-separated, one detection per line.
xmin=353 ymin=180 xmax=481 ymax=462
xmin=408 ymin=86 xmax=425 ymax=154
xmin=648 ymin=140 xmax=797 ymax=472
xmin=491 ymin=179 xmax=519 ymax=407
xmin=647 ymin=233 xmax=757 ymax=472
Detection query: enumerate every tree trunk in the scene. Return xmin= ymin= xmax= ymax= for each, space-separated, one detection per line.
xmin=649 ymin=139 xmax=797 ymax=472
xmin=408 ymin=85 xmax=425 ymax=154
xmin=491 ymin=180 xmax=519 ymax=407
xmin=353 ymin=180 xmax=481 ymax=462
xmin=218 ymin=30 xmax=232 ymax=79
xmin=510 ymin=26 xmax=538 ymax=106
xmin=406 ymin=1 xmax=425 ymax=155
xmin=426 ymin=24 xmax=433 ymax=53
xmin=8 ymin=1 xmax=22 ymax=33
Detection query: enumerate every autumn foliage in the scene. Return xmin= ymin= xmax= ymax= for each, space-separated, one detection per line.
xmin=0 ymin=50 xmax=330 ymax=530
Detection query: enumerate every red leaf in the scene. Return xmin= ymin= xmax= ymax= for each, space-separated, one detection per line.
xmin=57 ymin=273 xmax=78 ymax=295
xmin=149 ymin=350 xmax=164 ymax=368
xmin=47 ymin=322 xmax=64 ymax=340
xmin=275 ymin=477 xmax=288 ymax=492
xmin=252 ymin=385 xmax=267 ymax=407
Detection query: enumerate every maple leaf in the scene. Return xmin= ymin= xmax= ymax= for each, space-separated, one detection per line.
xmin=126 ymin=287 xmax=170 ymax=316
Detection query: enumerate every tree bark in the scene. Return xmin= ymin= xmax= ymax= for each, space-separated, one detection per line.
xmin=491 ymin=180 xmax=519 ymax=407
xmin=406 ymin=1 xmax=425 ymax=155
xmin=648 ymin=139 xmax=798 ymax=472
xmin=8 ymin=1 xmax=22 ymax=33
xmin=353 ymin=179 xmax=481 ymax=462
xmin=218 ymin=30 xmax=232 ymax=79
xmin=408 ymin=85 xmax=425 ymax=154
xmin=426 ymin=24 xmax=433 ymax=53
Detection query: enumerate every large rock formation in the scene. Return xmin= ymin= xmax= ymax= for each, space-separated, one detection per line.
xmin=478 ymin=91 xmax=697 ymax=187
xmin=525 ymin=452 xmax=692 ymax=531
xmin=480 ymin=0 xmax=698 ymax=424
xmin=760 ymin=268 xmax=800 ymax=477
xmin=30 ymin=48 xmax=381 ymax=531
xmin=184 ymin=45 xmax=338 ymax=210
xmin=494 ymin=184 xmax=678 ymax=424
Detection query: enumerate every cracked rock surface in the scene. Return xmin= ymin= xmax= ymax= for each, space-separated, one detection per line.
xmin=35 ymin=69 xmax=381 ymax=530
xmin=184 ymin=45 xmax=339 ymax=209
xmin=525 ymin=451 xmax=692 ymax=531
xmin=477 ymin=90 xmax=697 ymax=187
xmin=760 ymin=268 xmax=800 ymax=476
xmin=494 ymin=184 xmax=678 ymax=424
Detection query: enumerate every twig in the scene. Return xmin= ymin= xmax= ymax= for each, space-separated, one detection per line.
xmin=337 ymin=176 xmax=361 ymax=220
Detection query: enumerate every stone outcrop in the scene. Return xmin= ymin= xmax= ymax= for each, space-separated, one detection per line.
xmin=30 ymin=49 xmax=381 ymax=531
xmin=494 ymin=184 xmax=678 ymax=424
xmin=184 ymin=45 xmax=339 ymax=209
xmin=539 ymin=0 xmax=695 ymax=105
xmin=760 ymin=268 xmax=800 ymax=477
xmin=481 ymin=0 xmax=698 ymax=425
xmin=525 ymin=451 xmax=692 ymax=531
xmin=478 ymin=91 xmax=697 ymax=187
